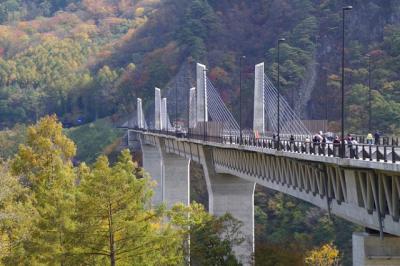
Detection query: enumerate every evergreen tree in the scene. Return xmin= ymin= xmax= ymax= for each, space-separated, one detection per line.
xmin=10 ymin=115 xmax=77 ymax=264
xmin=169 ymin=202 xmax=243 ymax=266
xmin=73 ymin=150 xmax=183 ymax=265
xmin=0 ymin=161 xmax=35 ymax=265
xmin=176 ymin=0 xmax=219 ymax=60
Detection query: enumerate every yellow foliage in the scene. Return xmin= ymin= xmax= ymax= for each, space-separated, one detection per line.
xmin=82 ymin=0 xmax=116 ymax=17
xmin=11 ymin=115 xmax=76 ymax=185
xmin=305 ymin=243 xmax=340 ymax=266
xmin=135 ymin=7 xmax=145 ymax=17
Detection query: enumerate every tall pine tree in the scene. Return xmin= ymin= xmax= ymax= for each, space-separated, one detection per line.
xmin=73 ymin=150 xmax=183 ymax=265
xmin=10 ymin=115 xmax=77 ymax=264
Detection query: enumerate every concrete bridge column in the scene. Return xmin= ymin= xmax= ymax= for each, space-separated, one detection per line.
xmin=139 ymin=135 xmax=163 ymax=206
xmin=353 ymin=232 xmax=400 ymax=266
xmin=201 ymin=147 xmax=255 ymax=265
xmin=159 ymin=140 xmax=190 ymax=209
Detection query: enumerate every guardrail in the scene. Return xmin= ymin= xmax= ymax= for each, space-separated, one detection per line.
xmin=128 ymin=127 xmax=400 ymax=164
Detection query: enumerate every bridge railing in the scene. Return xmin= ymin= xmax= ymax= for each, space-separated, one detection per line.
xmin=351 ymin=134 xmax=399 ymax=146
xmin=131 ymin=128 xmax=400 ymax=164
xmin=222 ymin=135 xmax=400 ymax=163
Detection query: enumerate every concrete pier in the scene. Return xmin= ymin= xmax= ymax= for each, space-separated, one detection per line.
xmin=353 ymin=232 xmax=400 ymax=266
xmin=160 ymin=143 xmax=190 ymax=209
xmin=139 ymin=135 xmax=163 ymax=206
xmin=202 ymin=147 xmax=255 ymax=265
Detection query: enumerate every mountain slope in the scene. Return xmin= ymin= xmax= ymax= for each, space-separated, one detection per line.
xmin=2 ymin=0 xmax=400 ymax=135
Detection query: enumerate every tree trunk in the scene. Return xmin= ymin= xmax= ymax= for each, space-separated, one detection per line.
xmin=108 ymin=203 xmax=116 ymax=266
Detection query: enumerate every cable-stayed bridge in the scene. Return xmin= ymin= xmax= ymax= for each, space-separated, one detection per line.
xmin=123 ymin=62 xmax=400 ymax=266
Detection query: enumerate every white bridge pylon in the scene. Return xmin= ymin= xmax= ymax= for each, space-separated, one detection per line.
xmin=136 ymin=62 xmax=310 ymax=137
xmin=189 ymin=87 xmax=196 ymax=129
xmin=150 ymin=87 xmax=172 ymax=131
xmin=259 ymin=62 xmax=311 ymax=136
xmin=136 ymin=98 xmax=147 ymax=129
xmin=195 ymin=62 xmax=308 ymax=136
xmin=254 ymin=63 xmax=265 ymax=133
xmin=196 ymin=63 xmax=240 ymax=133
xmin=196 ymin=63 xmax=208 ymax=123
xmin=154 ymin=87 xmax=162 ymax=130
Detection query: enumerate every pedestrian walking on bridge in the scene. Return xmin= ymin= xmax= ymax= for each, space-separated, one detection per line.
xmin=366 ymin=133 xmax=373 ymax=144
xmin=374 ymin=131 xmax=380 ymax=145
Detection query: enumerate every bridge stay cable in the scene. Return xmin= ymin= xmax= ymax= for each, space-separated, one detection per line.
xmin=206 ymin=78 xmax=240 ymax=134
xmin=264 ymin=75 xmax=311 ymax=136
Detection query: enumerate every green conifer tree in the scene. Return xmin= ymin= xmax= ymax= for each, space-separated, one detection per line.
xmin=73 ymin=150 xmax=183 ymax=265
xmin=10 ymin=115 xmax=77 ymax=265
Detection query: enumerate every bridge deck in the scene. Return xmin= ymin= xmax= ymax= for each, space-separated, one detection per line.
xmin=132 ymin=129 xmax=400 ymax=237
xmin=134 ymin=129 xmax=400 ymax=173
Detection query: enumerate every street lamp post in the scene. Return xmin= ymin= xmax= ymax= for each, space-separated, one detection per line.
xmin=203 ymin=68 xmax=208 ymax=141
xmin=166 ymin=87 xmax=170 ymax=133
xmin=239 ymin=55 xmax=246 ymax=144
xmin=187 ymin=75 xmax=190 ymax=138
xmin=277 ymin=38 xmax=285 ymax=150
xmin=367 ymin=54 xmax=372 ymax=132
xmin=341 ymin=6 xmax=352 ymax=158
xmin=322 ymin=66 xmax=328 ymax=130
xmin=166 ymin=88 xmax=172 ymax=134
xmin=175 ymin=82 xmax=178 ymax=136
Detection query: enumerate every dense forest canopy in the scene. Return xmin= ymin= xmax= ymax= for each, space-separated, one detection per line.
xmin=0 ymin=0 xmax=399 ymax=135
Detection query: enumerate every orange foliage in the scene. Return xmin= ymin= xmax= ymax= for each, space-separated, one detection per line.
xmin=118 ymin=0 xmax=136 ymax=14
xmin=71 ymin=22 xmax=98 ymax=40
xmin=369 ymin=49 xmax=385 ymax=57
xmin=82 ymin=0 xmax=117 ymax=18
xmin=102 ymin=17 xmax=127 ymax=26
xmin=209 ymin=67 xmax=228 ymax=82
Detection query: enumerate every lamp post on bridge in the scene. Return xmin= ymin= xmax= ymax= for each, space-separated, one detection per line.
xmin=165 ymin=87 xmax=170 ymax=133
xmin=341 ymin=6 xmax=352 ymax=158
xmin=203 ymin=68 xmax=208 ymax=141
xmin=187 ymin=77 xmax=190 ymax=138
xmin=239 ymin=55 xmax=246 ymax=145
xmin=175 ymin=80 xmax=178 ymax=136
xmin=277 ymin=38 xmax=285 ymax=150
xmin=367 ymin=54 xmax=372 ymax=132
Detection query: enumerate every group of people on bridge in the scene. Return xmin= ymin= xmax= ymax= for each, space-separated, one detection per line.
xmin=285 ymin=131 xmax=384 ymax=147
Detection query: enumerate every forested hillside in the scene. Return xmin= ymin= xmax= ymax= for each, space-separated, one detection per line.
xmin=1 ymin=0 xmax=400 ymax=134
xmin=0 ymin=0 xmax=160 ymax=127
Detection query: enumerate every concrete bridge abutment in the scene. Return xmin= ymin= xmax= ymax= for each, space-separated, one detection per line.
xmin=201 ymin=146 xmax=255 ymax=265
xmin=353 ymin=232 xmax=400 ymax=266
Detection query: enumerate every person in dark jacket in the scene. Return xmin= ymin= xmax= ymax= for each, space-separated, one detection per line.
xmin=374 ymin=131 xmax=380 ymax=145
